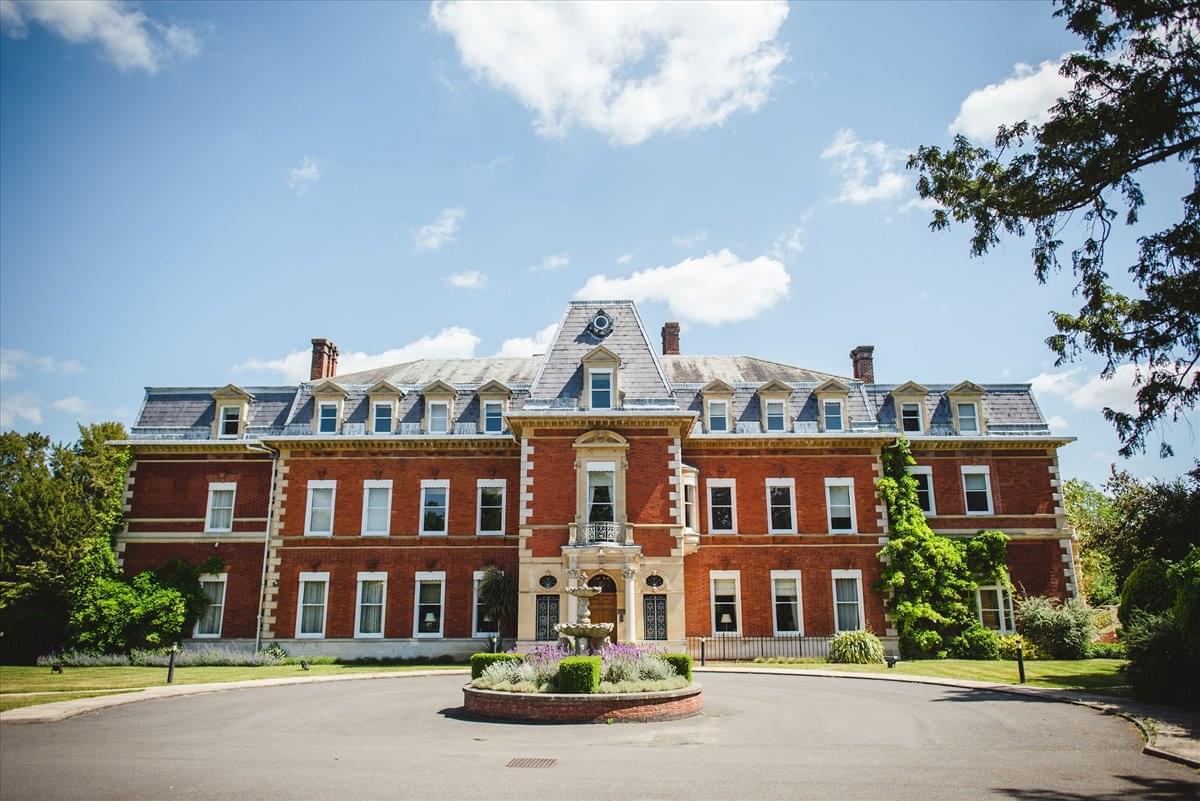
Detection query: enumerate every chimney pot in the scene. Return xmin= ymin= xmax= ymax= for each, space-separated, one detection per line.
xmin=661 ymin=322 xmax=681 ymax=356
xmin=310 ymin=338 xmax=339 ymax=381
xmin=850 ymin=345 xmax=875 ymax=384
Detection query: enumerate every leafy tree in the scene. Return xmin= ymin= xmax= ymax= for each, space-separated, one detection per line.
xmin=1098 ymin=464 xmax=1200 ymax=586
xmin=476 ymin=565 xmax=517 ymax=652
xmin=155 ymin=556 xmax=227 ymax=634
xmin=1063 ymin=478 xmax=1119 ymax=604
xmin=876 ymin=438 xmax=1010 ymax=657
xmin=68 ymin=571 xmax=189 ymax=653
xmin=909 ymin=0 xmax=1199 ymax=457
xmin=0 ymin=423 xmax=130 ymax=661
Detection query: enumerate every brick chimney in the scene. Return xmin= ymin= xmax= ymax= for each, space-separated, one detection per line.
xmin=310 ymin=338 xmax=339 ymax=381
xmin=661 ymin=322 xmax=681 ymax=355
xmin=850 ymin=345 xmax=875 ymax=383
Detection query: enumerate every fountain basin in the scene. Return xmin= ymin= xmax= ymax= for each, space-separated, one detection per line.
xmin=462 ymin=683 xmax=703 ymax=724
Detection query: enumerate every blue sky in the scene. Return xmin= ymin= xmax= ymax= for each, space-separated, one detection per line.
xmin=0 ymin=0 xmax=1194 ymax=486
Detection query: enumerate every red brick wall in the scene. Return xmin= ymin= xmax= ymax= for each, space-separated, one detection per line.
xmin=463 ymin=684 xmax=702 ymax=722
xmin=683 ymin=544 xmax=887 ymax=636
xmin=273 ymin=547 xmax=518 ymax=639
xmin=128 ymin=456 xmax=272 ymax=533
xmin=1008 ymin=539 xmax=1070 ymax=600
xmin=281 ymin=451 xmax=520 ymax=538
xmin=682 ymin=451 xmax=881 ymax=535
xmin=910 ymin=452 xmax=1056 ymax=528
xmin=121 ymin=541 xmax=264 ymax=638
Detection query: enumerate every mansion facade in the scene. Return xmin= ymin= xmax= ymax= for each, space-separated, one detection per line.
xmin=118 ymin=300 xmax=1076 ymax=656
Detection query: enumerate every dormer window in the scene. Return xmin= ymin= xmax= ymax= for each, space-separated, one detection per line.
xmin=483 ymin=401 xmax=504 ymax=433
xmin=589 ymin=369 xmax=612 ymax=410
xmin=318 ymin=402 xmax=339 ymax=433
xmin=957 ymin=402 xmax=979 ymax=433
xmin=372 ymin=402 xmax=393 ymax=434
xmin=428 ymin=401 xmax=450 ymax=434
xmin=900 ymin=402 xmax=923 ymax=434
xmin=765 ymin=400 xmax=786 ymax=432
xmin=947 ymin=381 xmax=987 ymax=435
xmin=823 ymin=400 xmax=844 ymax=432
xmin=218 ymin=406 xmax=241 ymax=438
xmin=708 ymin=400 xmax=729 ymax=433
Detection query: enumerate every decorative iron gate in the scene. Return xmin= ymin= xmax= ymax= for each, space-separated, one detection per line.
xmin=643 ymin=594 xmax=667 ymax=640
xmin=535 ymin=594 xmax=560 ymax=641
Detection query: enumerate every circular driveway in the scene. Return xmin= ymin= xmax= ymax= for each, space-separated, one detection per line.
xmin=2 ymin=672 xmax=1196 ymax=801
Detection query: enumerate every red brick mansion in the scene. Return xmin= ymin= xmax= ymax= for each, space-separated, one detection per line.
xmin=118 ymin=300 xmax=1076 ymax=656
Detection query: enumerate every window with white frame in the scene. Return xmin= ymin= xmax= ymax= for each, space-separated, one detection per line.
xmin=193 ymin=573 xmax=227 ymax=637
xmin=420 ymin=479 xmax=450 ymax=535
xmin=218 ymin=406 xmax=241 ymax=438
xmin=765 ymin=399 xmax=786 ymax=432
xmin=205 ymin=482 xmax=236 ymax=533
xmin=589 ymin=369 xmax=612 ymax=410
xmin=832 ymin=569 xmax=865 ymax=632
xmin=586 ymin=466 xmax=615 ymax=523
xmin=824 ymin=478 xmax=857 ymax=533
xmin=483 ymin=401 xmax=504 ymax=434
xmin=823 ymin=399 xmax=844 ymax=432
xmin=476 ymin=479 xmax=506 ymax=535
xmin=296 ymin=572 xmax=329 ymax=638
xmin=360 ymin=480 xmax=391 ymax=536
xmin=414 ymin=571 xmax=445 ymax=637
xmin=473 ymin=570 xmax=500 ymax=638
xmin=771 ymin=570 xmax=803 ymax=635
xmin=304 ymin=480 xmax=336 ymax=536
xmin=957 ymin=402 xmax=980 ymax=433
xmin=355 ymin=572 xmax=386 ymax=638
xmin=707 ymin=478 xmax=737 ymax=533
xmin=372 ymin=402 xmax=393 ymax=434
xmin=976 ymin=585 xmax=1015 ymax=633
xmin=961 ymin=466 xmax=993 ymax=515
xmin=766 ymin=478 xmax=796 ymax=534
xmin=427 ymin=401 xmax=450 ymax=434
xmin=317 ymin=402 xmax=338 ymax=434
xmin=710 ymin=570 xmax=741 ymax=635
xmin=707 ymin=400 xmax=729 ymax=433
xmin=907 ymin=466 xmax=937 ymax=516
xmin=683 ymin=480 xmax=698 ymax=530
xmin=900 ymin=402 xmax=923 ymax=434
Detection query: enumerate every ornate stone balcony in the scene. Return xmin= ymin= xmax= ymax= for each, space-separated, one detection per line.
xmin=570 ymin=521 xmax=632 ymax=546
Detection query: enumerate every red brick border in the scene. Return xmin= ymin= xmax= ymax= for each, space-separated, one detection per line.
xmin=461 ymin=684 xmax=703 ymax=723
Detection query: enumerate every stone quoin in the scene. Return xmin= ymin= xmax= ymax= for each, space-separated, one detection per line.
xmin=115 ymin=300 xmax=1076 ymax=657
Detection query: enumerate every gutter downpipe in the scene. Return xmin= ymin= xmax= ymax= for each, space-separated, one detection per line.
xmin=246 ymin=439 xmax=279 ymax=653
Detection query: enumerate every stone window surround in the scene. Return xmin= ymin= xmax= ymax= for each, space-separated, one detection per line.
xmin=571 ymin=430 xmax=630 ymax=538
xmin=757 ymin=379 xmax=791 ymax=433
xmin=891 ymin=381 xmax=929 ymax=435
xmin=580 ymin=345 xmax=621 ymax=411
xmin=360 ymin=479 xmax=392 ymax=537
xmin=193 ymin=572 xmax=227 ymax=638
xmin=295 ymin=571 xmax=330 ymax=639
xmin=366 ymin=380 xmax=403 ymax=435
xmin=476 ymin=478 xmax=507 ymax=536
xmin=309 ymin=380 xmax=348 ymax=434
xmin=961 ymin=465 xmax=995 ymax=515
xmin=824 ymin=477 xmax=858 ymax=534
xmin=765 ymin=477 xmax=797 ymax=534
xmin=304 ymin=479 xmax=337 ymax=537
xmin=906 ymin=465 xmax=937 ymax=517
xmin=413 ymin=570 xmax=446 ymax=639
xmin=710 ymin=569 xmax=742 ymax=636
xmin=420 ymin=380 xmax=456 ymax=434
xmin=210 ymin=384 xmax=252 ymax=439
xmin=947 ymin=381 xmax=988 ymax=435
xmin=477 ymin=380 xmax=511 ymax=434
xmin=354 ymin=571 xmax=387 ymax=639
xmin=204 ymin=481 xmax=237 ymax=534
xmin=814 ymin=378 xmax=850 ymax=433
xmin=419 ymin=478 xmax=450 ymax=536
xmin=706 ymin=477 xmax=738 ymax=534
xmin=832 ymin=569 xmax=865 ymax=632
xmin=770 ymin=569 xmax=804 ymax=636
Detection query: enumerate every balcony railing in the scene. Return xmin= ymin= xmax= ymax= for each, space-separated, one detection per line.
xmin=580 ymin=521 xmax=625 ymax=545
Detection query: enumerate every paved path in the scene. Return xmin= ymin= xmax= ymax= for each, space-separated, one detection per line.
xmin=2 ymin=672 xmax=1196 ymax=801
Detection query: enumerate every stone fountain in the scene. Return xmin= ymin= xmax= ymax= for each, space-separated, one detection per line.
xmin=554 ymin=574 xmax=614 ymax=654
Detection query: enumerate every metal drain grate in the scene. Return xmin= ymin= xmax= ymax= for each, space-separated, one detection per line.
xmin=506 ymin=758 xmax=557 ymax=769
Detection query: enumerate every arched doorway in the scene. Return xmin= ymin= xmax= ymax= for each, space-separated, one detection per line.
xmin=587 ymin=573 xmax=618 ymax=642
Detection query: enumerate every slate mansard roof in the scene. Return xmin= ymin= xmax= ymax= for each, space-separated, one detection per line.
xmin=129 ymin=300 xmax=1059 ymax=441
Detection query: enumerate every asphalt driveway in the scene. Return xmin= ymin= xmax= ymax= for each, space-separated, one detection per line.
xmin=1 ymin=672 xmax=1196 ymax=801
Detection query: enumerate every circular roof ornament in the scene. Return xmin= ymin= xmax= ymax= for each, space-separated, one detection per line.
xmin=588 ymin=310 xmax=614 ymax=338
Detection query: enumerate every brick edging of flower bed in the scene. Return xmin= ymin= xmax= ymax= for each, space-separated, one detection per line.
xmin=461 ymin=683 xmax=703 ymax=723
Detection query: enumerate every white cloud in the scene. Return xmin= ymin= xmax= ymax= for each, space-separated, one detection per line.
xmin=575 ymin=249 xmax=790 ymax=324
xmin=949 ymin=58 xmax=1073 ymax=141
xmin=0 ymin=391 xmax=42 ymax=427
xmin=235 ymin=327 xmax=482 ymax=382
xmin=430 ymin=0 xmax=789 ymax=146
xmin=821 ymin=128 xmax=907 ymax=205
xmin=52 ymin=396 xmax=91 ymax=415
xmin=671 ymin=231 xmax=707 ymax=250
xmin=286 ymin=157 xmax=321 ymax=194
xmin=446 ymin=270 xmax=487 ymax=289
xmin=414 ymin=207 xmax=465 ymax=251
xmin=530 ymin=253 xmax=569 ymax=272
xmin=495 ymin=323 xmax=558 ymax=358
xmin=1046 ymin=414 xmax=1068 ymax=433
xmin=616 ymin=252 xmax=634 ymax=265
xmin=771 ymin=212 xmax=811 ymax=259
xmin=0 ymin=0 xmax=201 ymax=73
xmin=1028 ymin=363 xmax=1140 ymax=414
xmin=0 ymin=348 xmax=83 ymax=381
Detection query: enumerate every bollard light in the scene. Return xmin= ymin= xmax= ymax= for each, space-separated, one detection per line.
xmin=885 ymin=655 xmax=899 ymax=669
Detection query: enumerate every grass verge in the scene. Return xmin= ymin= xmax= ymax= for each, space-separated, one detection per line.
xmin=0 ymin=689 xmax=141 ymax=713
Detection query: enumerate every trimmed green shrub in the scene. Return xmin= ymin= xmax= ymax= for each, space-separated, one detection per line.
xmin=997 ymin=634 xmax=1041 ymax=661
xmin=1015 ymin=596 xmax=1094 ymax=659
xmin=948 ymin=623 xmax=1001 ymax=659
xmin=663 ymin=653 xmax=692 ymax=681
xmin=556 ymin=656 xmax=601 ymax=693
xmin=828 ymin=630 xmax=886 ymax=664
xmin=1087 ymin=641 xmax=1127 ymax=659
xmin=1118 ymin=559 xmax=1175 ymax=626
xmin=1122 ymin=612 xmax=1199 ymax=707
xmin=1168 ymin=546 xmax=1200 ymax=659
xmin=470 ymin=652 xmax=522 ymax=679
xmin=598 ymin=676 xmax=690 ymax=694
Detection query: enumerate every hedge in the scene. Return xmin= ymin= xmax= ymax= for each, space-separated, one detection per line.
xmin=470 ymin=652 xmax=522 ymax=679
xmin=663 ymin=653 xmax=692 ymax=682
xmin=556 ymin=656 xmax=601 ymax=694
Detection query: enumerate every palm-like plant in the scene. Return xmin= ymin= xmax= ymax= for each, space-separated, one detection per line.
xmin=476 ymin=566 xmax=517 ymax=652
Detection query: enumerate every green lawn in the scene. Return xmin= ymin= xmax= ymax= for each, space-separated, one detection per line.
xmin=0 ymin=663 xmax=466 ymax=697
xmin=715 ymin=658 xmax=1128 ymax=692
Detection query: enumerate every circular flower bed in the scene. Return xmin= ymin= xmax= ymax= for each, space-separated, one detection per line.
xmin=463 ymin=643 xmax=702 ymax=723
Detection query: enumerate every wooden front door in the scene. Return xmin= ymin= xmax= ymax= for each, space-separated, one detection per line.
xmin=589 ymin=593 xmax=618 ymax=643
